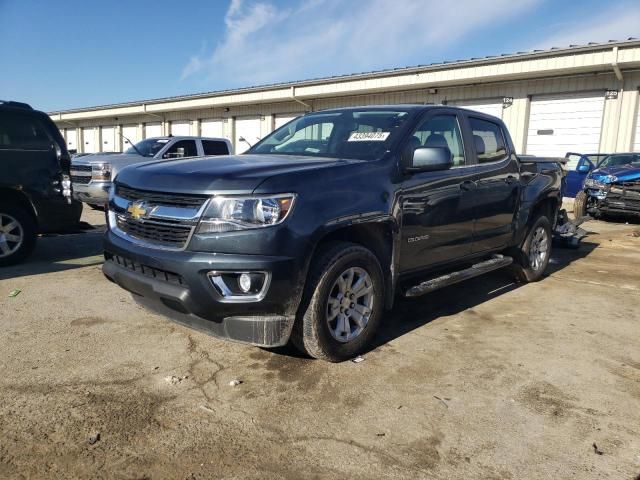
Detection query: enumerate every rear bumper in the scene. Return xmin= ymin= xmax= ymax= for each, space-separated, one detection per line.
xmin=102 ymin=230 xmax=303 ymax=347
xmin=33 ymin=195 xmax=83 ymax=232
xmin=73 ymin=181 xmax=110 ymax=205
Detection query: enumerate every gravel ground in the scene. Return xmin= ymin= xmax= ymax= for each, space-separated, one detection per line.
xmin=0 ymin=208 xmax=639 ymax=479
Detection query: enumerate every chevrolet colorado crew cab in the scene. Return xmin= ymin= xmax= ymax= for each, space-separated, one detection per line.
xmin=71 ymin=136 xmax=233 ymax=208
xmin=0 ymin=101 xmax=82 ymax=266
xmin=103 ymin=105 xmax=563 ymax=362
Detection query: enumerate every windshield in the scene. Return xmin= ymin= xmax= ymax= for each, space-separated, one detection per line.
xmin=248 ymin=109 xmax=413 ymax=160
xmin=598 ymin=154 xmax=640 ymax=168
xmin=125 ymin=138 xmax=170 ymax=157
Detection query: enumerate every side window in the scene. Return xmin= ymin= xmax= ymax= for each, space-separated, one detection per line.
xmin=468 ymin=117 xmax=508 ymax=163
xmin=163 ymin=140 xmax=198 ymax=159
xmin=410 ymin=114 xmax=466 ymax=167
xmin=202 ymin=140 xmax=229 ymax=156
xmin=0 ymin=112 xmax=51 ymax=150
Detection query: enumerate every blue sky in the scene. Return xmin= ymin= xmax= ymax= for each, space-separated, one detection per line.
xmin=1 ymin=0 xmax=638 ymax=112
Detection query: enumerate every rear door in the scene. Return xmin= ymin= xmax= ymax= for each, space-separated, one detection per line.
xmin=462 ymin=115 xmax=520 ymax=252
xmin=0 ymin=110 xmax=59 ymax=194
xmin=398 ymin=110 xmax=475 ymax=272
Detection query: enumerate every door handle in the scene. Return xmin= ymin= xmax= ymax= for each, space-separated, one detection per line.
xmin=504 ymin=175 xmax=518 ymax=184
xmin=460 ymin=180 xmax=476 ymax=191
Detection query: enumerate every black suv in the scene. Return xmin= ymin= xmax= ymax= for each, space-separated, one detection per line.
xmin=0 ymin=101 xmax=83 ymax=266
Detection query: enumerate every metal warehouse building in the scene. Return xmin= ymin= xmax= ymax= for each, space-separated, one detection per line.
xmin=50 ymin=39 xmax=640 ymax=157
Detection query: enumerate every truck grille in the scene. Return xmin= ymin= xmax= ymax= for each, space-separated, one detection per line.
xmin=111 ymin=184 xmax=208 ymax=250
xmin=104 ymin=252 xmax=184 ymax=285
xmin=70 ymin=164 xmax=92 ymax=184
xmin=71 ymin=175 xmax=91 ymax=184
xmin=115 ymin=215 xmax=193 ymax=249
xmin=116 ymin=185 xmax=207 ymax=209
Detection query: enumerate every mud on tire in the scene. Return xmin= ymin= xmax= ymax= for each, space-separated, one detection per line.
xmin=292 ymin=241 xmax=384 ymax=362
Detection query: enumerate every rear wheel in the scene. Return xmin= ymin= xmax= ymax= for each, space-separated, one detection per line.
xmin=574 ymin=191 xmax=587 ymax=220
xmin=509 ymin=215 xmax=552 ymax=283
xmin=292 ymin=242 xmax=384 ymax=362
xmin=0 ymin=203 xmax=37 ymax=267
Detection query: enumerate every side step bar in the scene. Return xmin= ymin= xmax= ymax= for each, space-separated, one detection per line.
xmin=403 ymin=255 xmax=513 ymax=298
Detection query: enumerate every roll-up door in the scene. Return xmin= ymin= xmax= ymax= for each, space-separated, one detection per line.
xmin=274 ymin=114 xmax=299 ymax=129
xmin=171 ymin=121 xmax=191 ymax=137
xmin=526 ymin=92 xmax=605 ymax=157
xmin=235 ymin=117 xmax=262 ymax=153
xmin=451 ymin=100 xmax=503 ymax=119
xmin=66 ymin=129 xmax=77 ymax=152
xmin=634 ymin=102 xmax=640 ymax=151
xmin=145 ymin=122 xmax=162 ymax=139
xmin=101 ymin=126 xmax=116 ymax=152
xmin=82 ymin=128 xmax=97 ymax=153
xmin=201 ymin=119 xmax=224 ymax=138
xmin=122 ymin=125 xmax=140 ymax=151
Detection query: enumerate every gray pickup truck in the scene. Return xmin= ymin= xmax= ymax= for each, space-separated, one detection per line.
xmin=71 ymin=136 xmax=233 ymax=207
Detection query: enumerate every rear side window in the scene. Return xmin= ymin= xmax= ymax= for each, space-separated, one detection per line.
xmin=0 ymin=112 xmax=51 ymax=150
xmin=163 ymin=140 xmax=198 ymax=158
xmin=202 ymin=140 xmax=229 ymax=156
xmin=469 ymin=117 xmax=508 ymax=163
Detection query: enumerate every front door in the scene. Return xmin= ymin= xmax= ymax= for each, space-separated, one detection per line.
xmin=398 ymin=112 xmax=475 ymax=273
xmin=464 ymin=115 xmax=520 ymax=252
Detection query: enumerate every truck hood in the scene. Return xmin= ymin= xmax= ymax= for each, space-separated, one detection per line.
xmin=589 ymin=164 xmax=640 ymax=184
xmin=114 ymin=154 xmax=365 ymax=194
xmin=73 ymin=153 xmax=146 ymax=167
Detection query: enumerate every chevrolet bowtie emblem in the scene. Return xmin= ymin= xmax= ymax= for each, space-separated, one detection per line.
xmin=127 ymin=201 xmax=150 ymax=220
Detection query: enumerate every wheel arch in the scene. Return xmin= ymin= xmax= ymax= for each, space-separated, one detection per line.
xmin=308 ymin=220 xmax=397 ymax=310
xmin=0 ymin=188 xmax=38 ymax=223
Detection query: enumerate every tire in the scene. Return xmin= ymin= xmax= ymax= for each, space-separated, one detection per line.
xmin=574 ymin=191 xmax=587 ymax=220
xmin=509 ymin=215 xmax=552 ymax=283
xmin=0 ymin=203 xmax=37 ymax=267
xmin=292 ymin=242 xmax=385 ymax=362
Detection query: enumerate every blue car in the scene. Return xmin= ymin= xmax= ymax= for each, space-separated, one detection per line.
xmin=574 ymin=153 xmax=640 ymax=219
xmin=563 ymin=152 xmax=610 ymax=198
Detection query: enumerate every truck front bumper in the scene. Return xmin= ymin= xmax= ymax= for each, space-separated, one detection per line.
xmin=102 ymin=230 xmax=302 ymax=347
xmin=73 ymin=181 xmax=111 ymax=206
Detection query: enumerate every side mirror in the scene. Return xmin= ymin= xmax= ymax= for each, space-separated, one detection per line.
xmin=406 ymin=146 xmax=453 ymax=173
xmin=576 ymin=158 xmax=593 ymax=173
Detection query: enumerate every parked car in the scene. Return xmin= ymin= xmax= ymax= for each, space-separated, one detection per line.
xmin=0 ymin=100 xmax=83 ymax=266
xmin=71 ymin=136 xmax=233 ymax=207
xmin=574 ymin=153 xmax=640 ymax=219
xmin=563 ymin=152 xmax=611 ymax=197
xmin=102 ymin=105 xmax=563 ymax=361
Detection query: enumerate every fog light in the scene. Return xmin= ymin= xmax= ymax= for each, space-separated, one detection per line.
xmin=238 ymin=273 xmax=252 ymax=293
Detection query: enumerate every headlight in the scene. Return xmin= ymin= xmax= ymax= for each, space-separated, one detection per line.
xmin=603 ymin=175 xmax=618 ymax=183
xmin=92 ymin=163 xmax=111 ymax=181
xmin=196 ymin=194 xmax=296 ymax=234
xmin=584 ymin=178 xmax=606 ymax=189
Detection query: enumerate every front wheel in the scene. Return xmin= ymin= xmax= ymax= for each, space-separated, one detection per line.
xmin=509 ymin=215 xmax=552 ymax=283
xmin=292 ymin=242 xmax=384 ymax=362
xmin=574 ymin=191 xmax=587 ymax=220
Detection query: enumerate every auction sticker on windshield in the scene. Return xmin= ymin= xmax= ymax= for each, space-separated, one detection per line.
xmin=347 ymin=132 xmax=390 ymax=142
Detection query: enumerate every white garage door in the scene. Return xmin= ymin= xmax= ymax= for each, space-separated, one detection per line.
xmin=274 ymin=114 xmax=299 ymax=129
xmin=451 ymin=100 xmax=503 ymax=119
xmin=526 ymin=93 xmax=604 ymax=157
xmin=201 ymin=119 xmax=225 ymax=138
xmin=235 ymin=117 xmax=262 ymax=153
xmin=634 ymin=104 xmax=640 ymax=151
xmin=122 ymin=125 xmax=140 ymax=151
xmin=101 ymin=126 xmax=116 ymax=152
xmin=145 ymin=122 xmax=162 ymax=139
xmin=82 ymin=128 xmax=97 ymax=153
xmin=171 ymin=121 xmax=191 ymax=137
xmin=65 ymin=129 xmax=77 ymax=152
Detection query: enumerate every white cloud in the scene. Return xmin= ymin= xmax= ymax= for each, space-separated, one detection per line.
xmin=181 ymin=0 xmax=540 ymax=86
xmin=533 ymin=4 xmax=640 ymax=49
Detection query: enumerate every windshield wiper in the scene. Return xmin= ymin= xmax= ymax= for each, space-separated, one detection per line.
xmin=120 ymin=133 xmax=144 ymax=156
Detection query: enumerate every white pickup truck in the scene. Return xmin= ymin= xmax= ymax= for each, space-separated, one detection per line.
xmin=71 ymin=136 xmax=233 ymax=207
